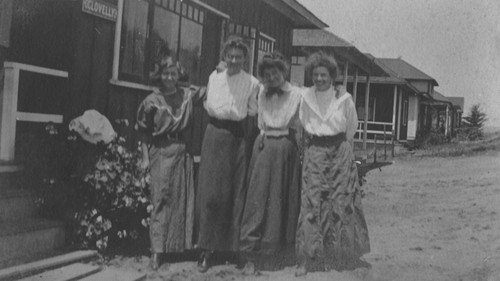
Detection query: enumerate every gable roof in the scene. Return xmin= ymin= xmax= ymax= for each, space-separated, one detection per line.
xmin=293 ymin=29 xmax=351 ymax=47
xmin=293 ymin=29 xmax=388 ymax=77
xmin=447 ymin=96 xmax=464 ymax=109
xmin=375 ymin=58 xmax=438 ymax=86
xmin=263 ymin=0 xmax=328 ymax=29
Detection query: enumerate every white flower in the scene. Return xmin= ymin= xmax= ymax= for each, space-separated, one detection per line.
xmin=96 ymin=216 xmax=102 ymax=223
xmin=141 ymin=219 xmax=148 ymax=227
xmin=147 ymin=204 xmax=154 ymax=213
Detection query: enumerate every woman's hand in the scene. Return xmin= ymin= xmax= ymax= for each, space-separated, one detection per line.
xmin=216 ymin=61 xmax=227 ymax=73
xmin=140 ymin=158 xmax=150 ymax=171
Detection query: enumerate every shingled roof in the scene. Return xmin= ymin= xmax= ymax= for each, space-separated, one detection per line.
xmin=375 ymin=58 xmax=438 ymax=86
xmin=263 ymin=0 xmax=328 ymax=29
xmin=293 ymin=29 xmax=351 ymax=47
xmin=293 ymin=29 xmax=388 ymax=77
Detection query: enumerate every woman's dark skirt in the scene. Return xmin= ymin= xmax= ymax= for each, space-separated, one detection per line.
xmin=196 ymin=119 xmax=248 ymax=252
xmin=239 ymin=133 xmax=300 ymax=265
xmin=296 ymin=133 xmax=370 ymax=271
xmin=149 ymin=138 xmax=195 ymax=253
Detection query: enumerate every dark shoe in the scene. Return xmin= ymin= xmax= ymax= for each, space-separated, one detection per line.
xmin=197 ymin=251 xmax=211 ymax=273
xmin=150 ymin=253 xmax=160 ymax=270
xmin=295 ymin=262 xmax=307 ymax=277
xmin=242 ymin=261 xmax=256 ymax=275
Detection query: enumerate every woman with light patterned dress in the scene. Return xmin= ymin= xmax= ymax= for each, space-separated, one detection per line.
xmin=295 ymin=51 xmax=370 ymax=276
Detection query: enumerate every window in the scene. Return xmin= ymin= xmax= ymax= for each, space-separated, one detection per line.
xmin=356 ymin=97 xmax=376 ymax=121
xmin=117 ymin=0 xmax=205 ymax=85
xmin=256 ymin=32 xmax=275 ymax=78
xmin=226 ymin=22 xmax=256 ymax=74
xmin=402 ymin=100 xmax=408 ymax=126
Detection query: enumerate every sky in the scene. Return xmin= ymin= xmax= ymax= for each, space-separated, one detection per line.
xmin=298 ymin=0 xmax=500 ymax=127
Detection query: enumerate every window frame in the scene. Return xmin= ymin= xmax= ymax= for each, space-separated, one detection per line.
xmin=111 ymin=0 xmax=220 ymax=90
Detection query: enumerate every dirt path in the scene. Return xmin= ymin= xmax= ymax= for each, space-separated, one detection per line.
xmin=108 ymin=150 xmax=500 ymax=281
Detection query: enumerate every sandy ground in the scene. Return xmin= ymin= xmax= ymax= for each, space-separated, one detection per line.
xmin=107 ymin=150 xmax=500 ymax=281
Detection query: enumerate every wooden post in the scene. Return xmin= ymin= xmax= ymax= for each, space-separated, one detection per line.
xmin=397 ymin=87 xmax=402 ymax=141
xmin=0 ymin=63 xmax=18 ymax=161
xmin=445 ymin=105 xmax=450 ymax=137
xmin=353 ymin=67 xmax=358 ymax=105
xmin=363 ymin=75 xmax=371 ymax=151
xmin=383 ymin=125 xmax=387 ymax=160
xmin=392 ymin=84 xmax=397 ymax=137
xmin=343 ymin=61 xmax=349 ymax=87
xmin=373 ymin=134 xmax=377 ymax=163
xmin=391 ymin=132 xmax=395 ymax=157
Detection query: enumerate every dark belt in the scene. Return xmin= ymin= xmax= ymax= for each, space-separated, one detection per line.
xmin=209 ymin=117 xmax=242 ymax=128
xmin=309 ymin=133 xmax=346 ymax=146
xmin=152 ymin=132 xmax=183 ymax=146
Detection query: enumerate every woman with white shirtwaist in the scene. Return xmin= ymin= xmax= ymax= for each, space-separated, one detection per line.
xmin=196 ymin=37 xmax=261 ymax=272
xmin=295 ymin=52 xmax=370 ymax=276
xmin=239 ymin=52 xmax=301 ymax=274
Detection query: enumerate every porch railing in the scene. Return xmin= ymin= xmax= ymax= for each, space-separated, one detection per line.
xmin=0 ymin=62 xmax=68 ymax=161
xmin=355 ymin=120 xmax=394 ymax=142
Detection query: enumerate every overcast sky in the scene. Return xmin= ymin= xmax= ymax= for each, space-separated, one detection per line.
xmin=298 ymin=0 xmax=500 ymax=126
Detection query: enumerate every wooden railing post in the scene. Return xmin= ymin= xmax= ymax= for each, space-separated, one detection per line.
xmin=0 ymin=64 xmax=19 ymax=161
xmin=373 ymin=134 xmax=377 ymax=163
xmin=383 ymin=125 xmax=387 ymax=160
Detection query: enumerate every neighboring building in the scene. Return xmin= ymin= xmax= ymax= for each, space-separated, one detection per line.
xmin=421 ymin=91 xmax=464 ymax=137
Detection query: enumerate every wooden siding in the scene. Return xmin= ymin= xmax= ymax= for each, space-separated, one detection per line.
xmin=201 ymin=0 xmax=294 ymax=59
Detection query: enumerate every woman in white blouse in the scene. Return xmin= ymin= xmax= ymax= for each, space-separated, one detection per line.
xmin=196 ymin=37 xmax=261 ymax=273
xmin=239 ymin=52 xmax=301 ymax=274
xmin=295 ymin=52 xmax=370 ymax=276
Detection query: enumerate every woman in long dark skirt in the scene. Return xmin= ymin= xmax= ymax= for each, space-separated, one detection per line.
xmin=239 ymin=52 xmax=301 ymax=274
xmin=196 ymin=36 xmax=261 ymax=272
xmin=295 ymin=52 xmax=370 ymax=276
xmin=136 ymin=61 xmax=205 ymax=270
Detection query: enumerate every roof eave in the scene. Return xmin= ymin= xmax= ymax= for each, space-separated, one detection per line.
xmin=262 ymin=0 xmax=328 ymax=29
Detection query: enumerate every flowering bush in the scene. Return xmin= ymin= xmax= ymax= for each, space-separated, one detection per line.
xmin=71 ymin=136 xmax=152 ymax=254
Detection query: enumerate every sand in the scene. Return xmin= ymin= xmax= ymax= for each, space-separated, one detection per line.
xmin=107 ymin=150 xmax=500 ymax=281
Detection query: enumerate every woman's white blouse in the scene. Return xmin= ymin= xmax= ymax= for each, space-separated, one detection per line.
xmin=205 ymin=69 xmax=260 ymax=121
xmin=258 ymin=82 xmax=301 ymax=132
xmin=299 ymin=86 xmax=358 ymax=140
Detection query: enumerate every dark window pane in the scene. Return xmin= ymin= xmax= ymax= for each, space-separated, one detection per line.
xmin=194 ymin=8 xmax=199 ymax=22
xmin=120 ymin=0 xmax=149 ymax=81
xmin=175 ymin=0 xmax=181 ymax=13
xmin=179 ymin=18 xmax=203 ymax=84
xmin=188 ymin=6 xmax=193 ymax=19
xmin=182 ymin=3 xmax=187 ymax=16
xmin=150 ymin=6 xmax=180 ymax=82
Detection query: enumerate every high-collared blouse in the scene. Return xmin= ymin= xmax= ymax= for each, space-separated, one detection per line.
xmin=136 ymin=86 xmax=205 ymax=136
xmin=205 ymin=69 xmax=260 ymax=121
xmin=299 ymin=85 xmax=358 ymax=140
xmin=258 ymin=82 xmax=301 ymax=132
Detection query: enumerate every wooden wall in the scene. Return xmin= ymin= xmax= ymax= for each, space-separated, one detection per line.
xmin=201 ymin=0 xmax=294 ymax=59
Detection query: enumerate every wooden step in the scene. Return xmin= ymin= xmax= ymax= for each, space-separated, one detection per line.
xmin=0 ymin=189 xmax=37 ymax=222
xmin=78 ymin=269 xmax=146 ymax=281
xmin=0 ymin=250 xmax=97 ymax=281
xmin=16 ymin=263 xmax=101 ymax=281
xmin=0 ymin=219 xmax=66 ymax=268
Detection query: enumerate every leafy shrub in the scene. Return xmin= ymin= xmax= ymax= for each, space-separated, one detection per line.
xmin=455 ymin=126 xmax=483 ymax=141
xmin=414 ymin=129 xmax=449 ymax=149
xmin=71 ymin=137 xmax=151 ymax=254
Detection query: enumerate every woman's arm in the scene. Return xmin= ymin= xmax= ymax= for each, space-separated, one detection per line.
xmin=344 ymin=96 xmax=358 ymax=145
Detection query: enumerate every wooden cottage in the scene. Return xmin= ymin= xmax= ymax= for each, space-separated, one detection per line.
xmin=0 ymin=0 xmax=326 ymax=266
xmin=0 ymin=0 xmax=327 ymax=162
